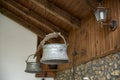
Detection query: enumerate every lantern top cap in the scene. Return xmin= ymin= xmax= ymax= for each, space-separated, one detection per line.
xmin=96 ymin=3 xmax=106 ymax=9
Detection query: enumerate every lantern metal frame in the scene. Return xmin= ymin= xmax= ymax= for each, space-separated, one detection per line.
xmin=94 ymin=1 xmax=117 ymax=31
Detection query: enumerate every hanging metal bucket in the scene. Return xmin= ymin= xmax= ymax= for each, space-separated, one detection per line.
xmin=40 ymin=32 xmax=69 ymax=65
xmin=25 ymin=54 xmax=41 ymax=73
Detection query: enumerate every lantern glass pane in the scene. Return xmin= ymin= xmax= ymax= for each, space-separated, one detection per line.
xmin=100 ymin=9 xmax=107 ymax=22
xmin=95 ymin=9 xmax=100 ymax=22
xmin=94 ymin=6 xmax=107 ymax=22
xmin=100 ymin=11 xmax=104 ymax=20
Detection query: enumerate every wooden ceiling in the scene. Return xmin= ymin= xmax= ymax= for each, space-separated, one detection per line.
xmin=0 ymin=0 xmax=98 ymax=39
xmin=0 ymin=0 xmax=101 ymax=77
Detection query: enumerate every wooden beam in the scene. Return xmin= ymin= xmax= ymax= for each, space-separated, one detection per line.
xmin=0 ymin=0 xmax=55 ymax=34
xmin=0 ymin=11 xmax=60 ymax=44
xmin=4 ymin=0 xmax=68 ymax=37
xmin=0 ymin=7 xmax=44 ymax=38
xmin=35 ymin=0 xmax=81 ymax=28
xmin=14 ymin=0 xmax=80 ymax=29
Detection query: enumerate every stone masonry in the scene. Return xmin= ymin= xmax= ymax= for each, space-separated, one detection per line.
xmin=55 ymin=52 xmax=120 ymax=80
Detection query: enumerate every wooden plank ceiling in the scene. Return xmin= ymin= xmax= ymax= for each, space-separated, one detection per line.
xmin=0 ymin=0 xmax=99 ymax=77
xmin=0 ymin=0 xmax=98 ymax=39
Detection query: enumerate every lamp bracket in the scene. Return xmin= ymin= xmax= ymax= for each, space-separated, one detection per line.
xmin=101 ymin=20 xmax=117 ymax=31
xmin=109 ymin=20 xmax=117 ymax=31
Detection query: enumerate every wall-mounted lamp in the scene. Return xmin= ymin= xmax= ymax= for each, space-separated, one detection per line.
xmin=94 ymin=0 xmax=117 ymax=31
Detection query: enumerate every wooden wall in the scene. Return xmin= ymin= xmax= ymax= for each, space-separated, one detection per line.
xmin=58 ymin=0 xmax=120 ymax=71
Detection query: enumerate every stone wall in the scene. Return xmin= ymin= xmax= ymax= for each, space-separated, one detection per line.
xmin=55 ymin=52 xmax=120 ymax=80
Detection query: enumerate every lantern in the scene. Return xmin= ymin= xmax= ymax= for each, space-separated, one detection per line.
xmin=94 ymin=4 xmax=107 ymax=23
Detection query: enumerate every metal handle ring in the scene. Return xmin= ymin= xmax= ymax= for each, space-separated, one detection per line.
xmin=26 ymin=54 xmax=35 ymax=63
xmin=41 ymin=32 xmax=67 ymax=47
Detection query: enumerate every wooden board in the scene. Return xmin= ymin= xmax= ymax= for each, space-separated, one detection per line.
xmin=58 ymin=0 xmax=120 ymax=71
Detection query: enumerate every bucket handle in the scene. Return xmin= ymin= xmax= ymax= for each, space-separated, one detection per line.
xmin=40 ymin=32 xmax=67 ymax=47
xmin=34 ymin=32 xmax=67 ymax=57
xmin=26 ymin=54 xmax=35 ymax=63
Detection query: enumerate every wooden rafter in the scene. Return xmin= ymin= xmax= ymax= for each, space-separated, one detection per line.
xmin=1 ymin=0 xmax=55 ymax=34
xmin=14 ymin=0 xmax=80 ymax=29
xmin=6 ymin=0 xmax=68 ymax=37
xmin=0 ymin=7 xmax=44 ymax=38
xmin=35 ymin=0 xmax=81 ymax=28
